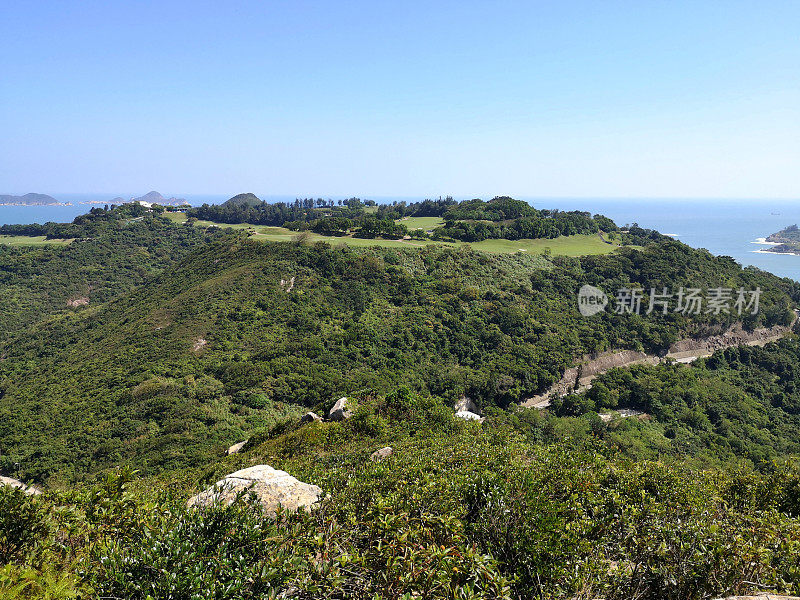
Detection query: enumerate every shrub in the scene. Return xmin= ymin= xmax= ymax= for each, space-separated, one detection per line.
xmin=0 ymin=488 xmax=49 ymax=564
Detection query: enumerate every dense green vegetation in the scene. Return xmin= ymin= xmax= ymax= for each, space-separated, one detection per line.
xmin=0 ymin=230 xmax=796 ymax=483
xmin=4 ymin=393 xmax=800 ymax=599
xmin=189 ymin=195 xmax=652 ymax=245
xmin=427 ymin=197 xmax=617 ymax=243
xmin=0 ymin=205 xmax=227 ymax=339
xmin=4 ymin=201 xmax=800 ymax=598
xmin=224 ymin=192 xmax=264 ymax=207
xmin=190 ymin=195 xmax=370 ymax=227
xmin=552 ymin=339 xmax=800 ymax=466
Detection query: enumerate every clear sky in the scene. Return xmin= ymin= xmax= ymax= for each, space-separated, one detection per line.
xmin=1 ymin=1 xmax=798 ymax=199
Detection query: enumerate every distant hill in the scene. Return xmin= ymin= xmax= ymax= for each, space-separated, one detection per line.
xmin=767 ymin=224 xmax=800 ymax=244
xmin=0 ymin=193 xmax=63 ymax=205
xmin=131 ymin=191 xmax=188 ymax=206
xmin=224 ymin=192 xmax=262 ymax=207
xmin=765 ymin=224 xmax=800 ymax=255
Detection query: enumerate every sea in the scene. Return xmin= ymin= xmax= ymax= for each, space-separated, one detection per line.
xmin=2 ymin=194 xmax=800 ymax=282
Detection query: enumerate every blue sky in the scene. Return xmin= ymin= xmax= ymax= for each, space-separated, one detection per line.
xmin=1 ymin=1 xmax=798 ymax=198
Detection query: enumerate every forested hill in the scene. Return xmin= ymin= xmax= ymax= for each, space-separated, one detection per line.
xmin=189 ymin=195 xmax=662 ymax=244
xmin=0 ymin=233 xmax=796 ymax=483
xmin=0 ymin=204 xmax=229 ymax=339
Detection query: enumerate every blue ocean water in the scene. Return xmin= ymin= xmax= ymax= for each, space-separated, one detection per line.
xmin=3 ymin=195 xmax=800 ymax=282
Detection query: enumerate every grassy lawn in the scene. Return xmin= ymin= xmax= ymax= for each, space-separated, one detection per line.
xmin=397 ymin=216 xmax=445 ymax=231
xmin=470 ymin=234 xmax=620 ymax=256
xmin=198 ymin=221 xmax=256 ymax=230
xmin=161 ymin=212 xmax=188 ymax=223
xmin=249 ymin=227 xmax=301 ymax=242
xmin=0 ymin=235 xmax=74 ymax=246
xmin=250 ymin=227 xmax=452 ymax=249
xmin=247 ymin=228 xmax=619 ymax=256
xmin=176 ymin=217 xmax=630 ymax=256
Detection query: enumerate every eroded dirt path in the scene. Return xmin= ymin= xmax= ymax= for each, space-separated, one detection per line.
xmin=522 ymin=322 xmax=794 ymax=409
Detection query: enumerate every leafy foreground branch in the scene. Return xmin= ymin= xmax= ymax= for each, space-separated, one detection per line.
xmin=3 ymin=392 xmax=800 ymax=599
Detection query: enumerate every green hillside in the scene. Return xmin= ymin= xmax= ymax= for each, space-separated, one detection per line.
xmin=6 ymin=392 xmax=800 ymax=599
xmin=0 ymin=231 xmax=796 ymax=483
xmin=0 ymin=205 xmax=227 ymax=340
xmin=4 ymin=204 xmax=800 ymax=599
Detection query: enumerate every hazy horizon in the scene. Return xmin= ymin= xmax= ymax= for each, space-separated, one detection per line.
xmin=6 ymin=193 xmax=800 ymax=203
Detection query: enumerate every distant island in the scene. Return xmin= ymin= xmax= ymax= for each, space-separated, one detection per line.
xmin=763 ymin=224 xmax=800 ymax=255
xmin=130 ymin=191 xmax=189 ymax=206
xmin=0 ymin=193 xmax=68 ymax=206
xmin=80 ymin=197 xmax=128 ymax=206
xmin=79 ymin=191 xmax=189 ymax=207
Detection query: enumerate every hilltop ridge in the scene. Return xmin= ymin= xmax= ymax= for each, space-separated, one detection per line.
xmin=224 ymin=192 xmax=262 ymax=207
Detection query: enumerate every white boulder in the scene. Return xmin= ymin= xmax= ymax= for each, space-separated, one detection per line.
xmin=188 ymin=465 xmax=322 ymax=515
xmin=226 ymin=440 xmax=248 ymax=455
xmin=455 ymin=396 xmax=480 ymax=414
xmin=455 ymin=410 xmax=484 ymax=422
xmin=328 ymin=397 xmax=353 ymax=421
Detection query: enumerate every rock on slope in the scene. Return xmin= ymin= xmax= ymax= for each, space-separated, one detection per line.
xmin=187 ymin=465 xmax=321 ymax=515
xmin=0 ymin=475 xmax=41 ymax=495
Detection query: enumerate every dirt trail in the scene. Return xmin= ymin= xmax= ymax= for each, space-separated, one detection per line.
xmin=522 ymin=322 xmax=794 ymax=409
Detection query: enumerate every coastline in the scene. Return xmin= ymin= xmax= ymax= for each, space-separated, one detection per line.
xmin=752 ymin=248 xmax=800 ymax=256
xmin=751 ymin=233 xmax=800 ymax=256
xmin=751 ymin=237 xmax=781 ymax=246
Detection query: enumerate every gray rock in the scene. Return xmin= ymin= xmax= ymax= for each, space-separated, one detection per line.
xmin=0 ymin=475 xmax=41 ymax=496
xmin=455 ymin=395 xmax=480 ymax=414
xmin=455 ymin=410 xmax=484 ymax=422
xmin=328 ymin=397 xmax=353 ymax=421
xmin=226 ymin=440 xmax=248 ymax=455
xmin=188 ymin=465 xmax=321 ymax=516
xmin=370 ymin=446 xmax=393 ymax=462
xmin=299 ymin=411 xmax=322 ymax=424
